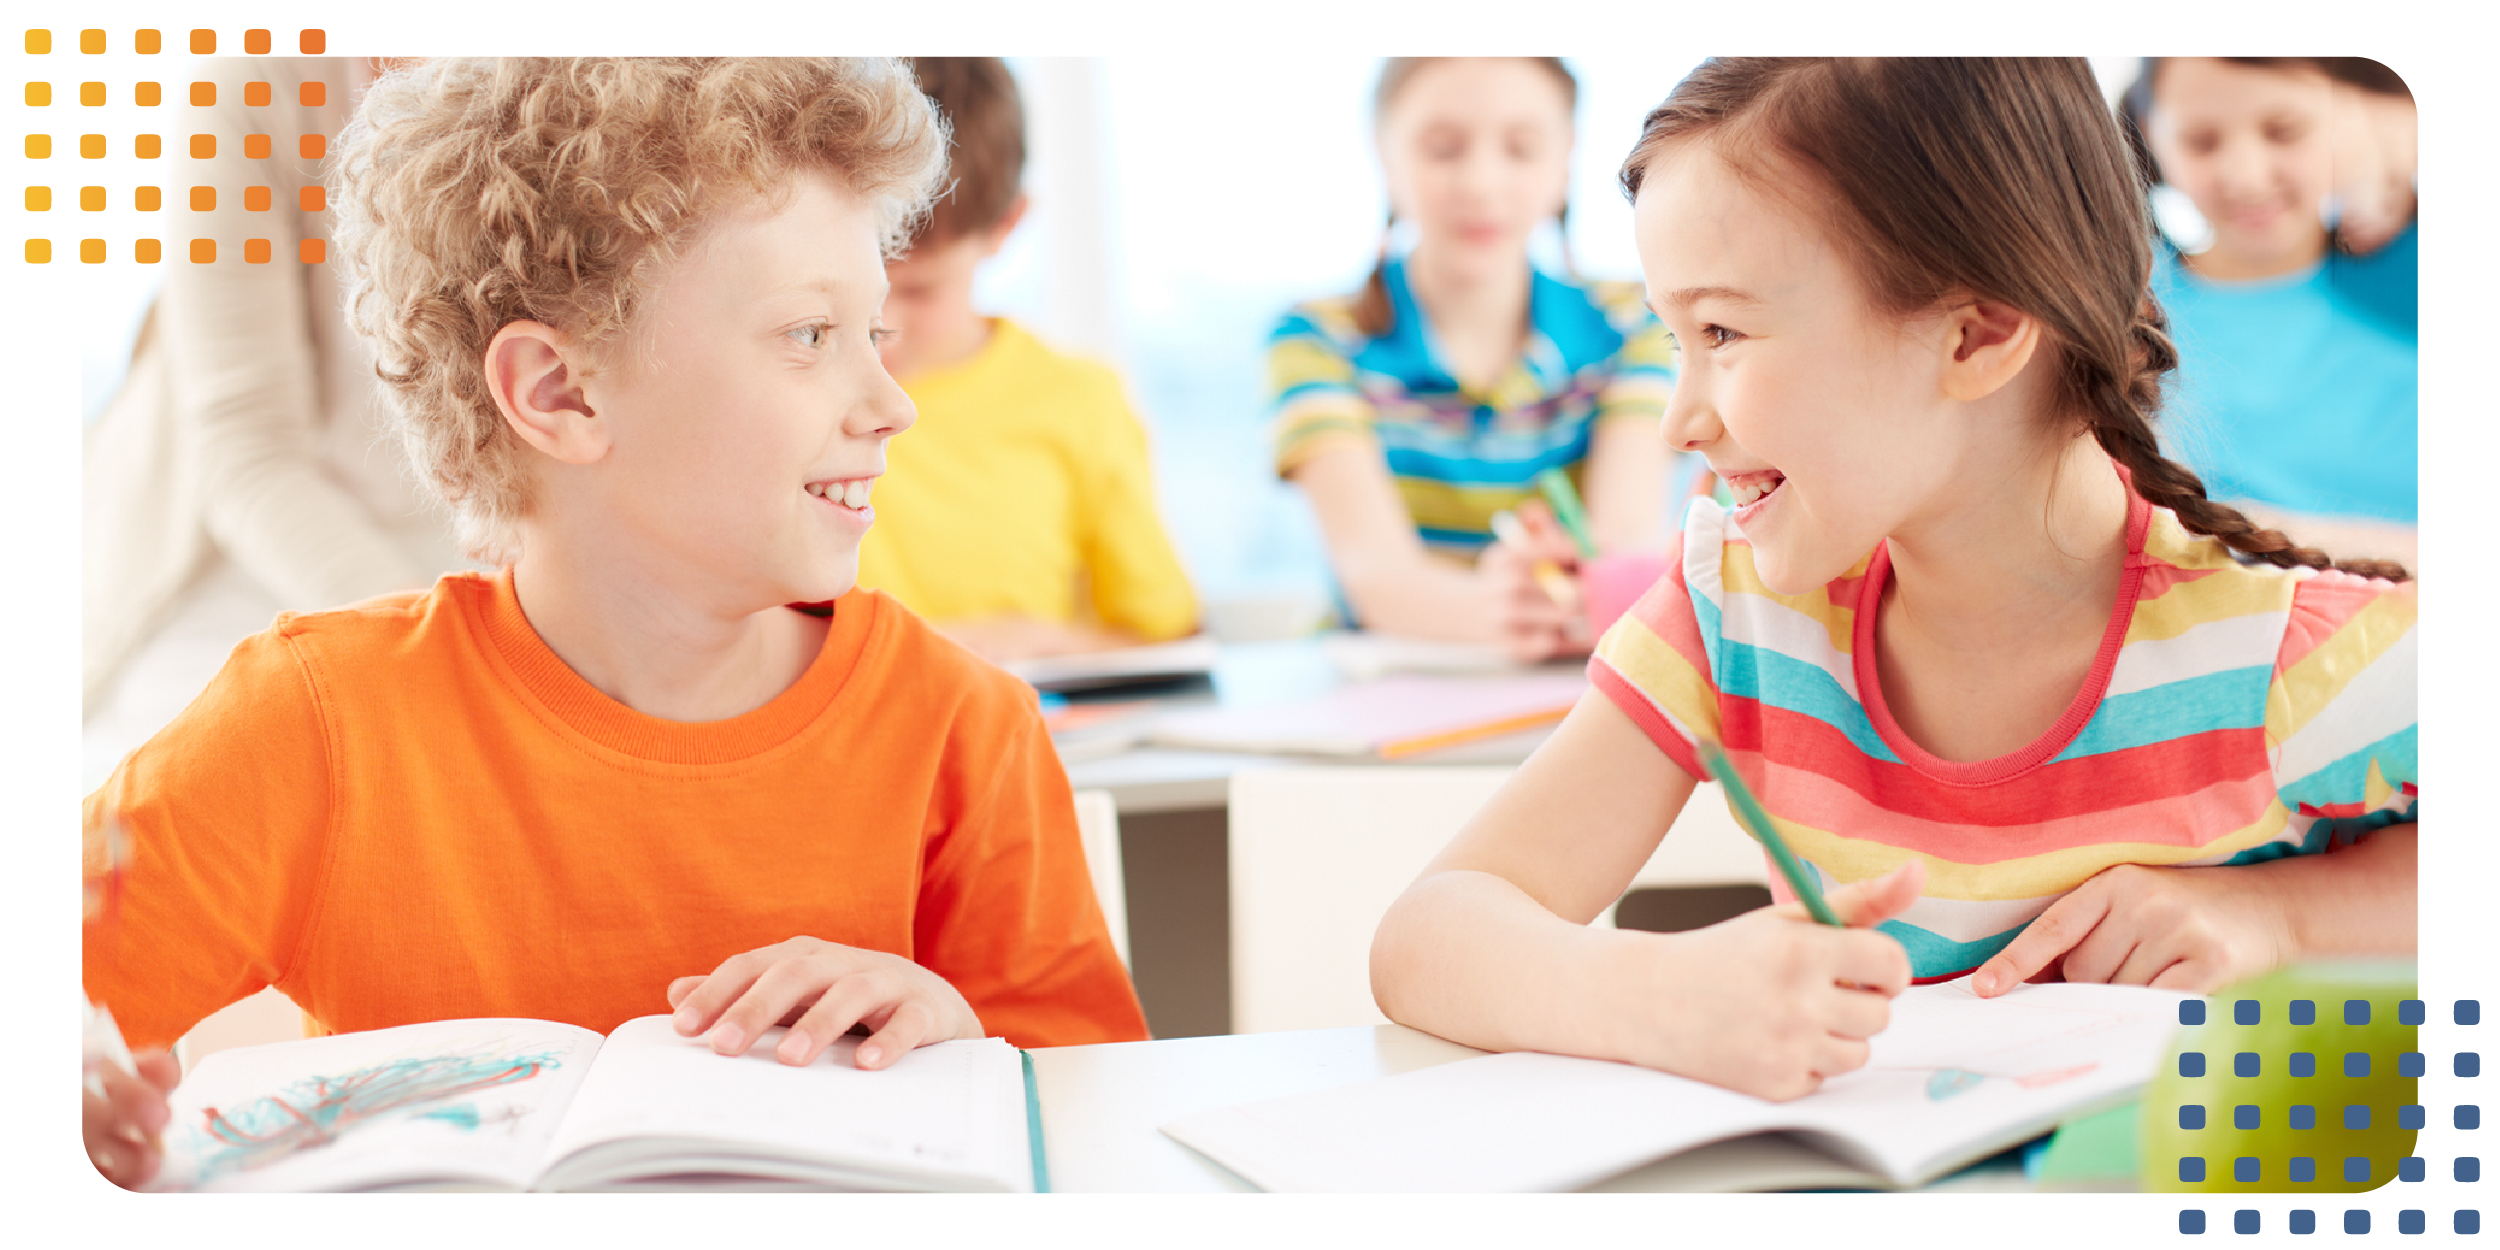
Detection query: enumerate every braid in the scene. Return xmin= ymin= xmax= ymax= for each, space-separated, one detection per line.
xmin=1350 ymin=209 xmax=1396 ymax=338
xmin=2087 ymin=303 xmax=2411 ymax=583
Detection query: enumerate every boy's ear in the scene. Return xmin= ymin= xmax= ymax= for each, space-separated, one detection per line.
xmin=484 ymin=320 xmax=608 ymax=465
xmin=1938 ymin=298 xmax=2042 ymax=403
xmin=975 ymin=192 xmax=1030 ymax=260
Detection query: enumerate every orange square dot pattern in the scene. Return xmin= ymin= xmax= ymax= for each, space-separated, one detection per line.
xmin=81 ymin=29 xmax=104 ymax=53
xmin=25 ymin=239 xmax=49 ymax=263
xmin=136 ymin=238 xmax=160 ymax=263
xmin=79 ymin=134 xmax=102 ymax=158
xmin=300 ymin=81 xmax=325 ymax=108
xmin=80 ymin=81 xmax=103 ymax=106
xmin=245 ymin=81 xmax=270 ymax=107
xmin=191 ymin=134 xmax=214 ymax=159
xmin=189 ymin=30 xmax=213 ymax=55
xmin=190 ymin=186 xmax=214 ymax=211
xmin=135 ymin=135 xmax=160 ymax=159
xmin=23 ymin=187 xmax=48 ymax=211
xmin=80 ymin=185 xmax=102 ymax=210
xmin=25 ymin=30 xmax=50 ymax=55
xmin=301 ymin=30 xmax=324 ymax=55
xmin=135 ymin=186 xmax=159 ymax=211
xmin=245 ymin=238 xmax=270 ymax=263
xmin=298 ymin=185 xmax=324 ymax=213
xmin=245 ymin=185 xmax=270 ymax=212
xmin=24 ymin=82 xmax=48 ymax=106
xmin=25 ymin=135 xmax=50 ymax=159
xmin=300 ymin=238 xmax=324 ymax=264
xmin=190 ymin=81 xmax=213 ymax=107
xmin=243 ymin=134 xmax=268 ymax=160
xmin=245 ymin=29 xmax=270 ymax=55
xmin=135 ymin=82 xmax=160 ymax=107
xmin=299 ymin=134 xmax=324 ymax=160
xmin=81 ymin=238 xmax=104 ymax=263
xmin=135 ymin=30 xmax=160 ymax=55
xmin=190 ymin=239 xmax=214 ymax=263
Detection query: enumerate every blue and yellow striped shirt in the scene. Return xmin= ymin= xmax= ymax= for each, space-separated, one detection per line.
xmin=1268 ymin=258 xmax=1677 ymax=557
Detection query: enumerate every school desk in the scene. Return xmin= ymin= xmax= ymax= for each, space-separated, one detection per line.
xmin=1026 ymin=1023 xmax=2041 ymax=1193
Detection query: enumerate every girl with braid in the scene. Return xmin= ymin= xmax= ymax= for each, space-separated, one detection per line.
xmin=1371 ymin=58 xmax=2415 ymax=1101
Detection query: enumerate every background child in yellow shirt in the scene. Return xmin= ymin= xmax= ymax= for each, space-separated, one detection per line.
xmin=857 ymin=57 xmax=1198 ymax=663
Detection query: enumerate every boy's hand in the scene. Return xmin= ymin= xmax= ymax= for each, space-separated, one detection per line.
xmin=84 ymin=1049 xmax=181 ymax=1189
xmin=666 ymin=937 xmax=983 ymax=1071
xmin=1970 ymin=863 xmax=2292 ymax=998
xmin=1605 ymin=861 xmax=1922 ymax=1101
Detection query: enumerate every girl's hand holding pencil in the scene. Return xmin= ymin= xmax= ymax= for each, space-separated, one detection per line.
xmin=1592 ymin=860 xmax=1924 ymax=1101
xmin=1479 ymin=500 xmax=1589 ymax=662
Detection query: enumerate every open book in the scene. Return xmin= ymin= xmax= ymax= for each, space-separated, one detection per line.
xmin=151 ymin=1016 xmax=1038 ymax=1192
xmin=1161 ymin=980 xmax=2193 ymax=1192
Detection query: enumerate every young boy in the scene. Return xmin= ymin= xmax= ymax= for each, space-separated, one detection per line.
xmin=80 ymin=57 xmax=1147 ymax=1189
xmin=854 ymin=58 xmax=1197 ymax=664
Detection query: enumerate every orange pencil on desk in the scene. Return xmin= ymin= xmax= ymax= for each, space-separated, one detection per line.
xmin=1489 ymin=510 xmax=1580 ymax=612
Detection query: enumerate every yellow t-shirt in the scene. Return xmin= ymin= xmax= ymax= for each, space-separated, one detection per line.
xmin=858 ymin=319 xmax=1197 ymax=641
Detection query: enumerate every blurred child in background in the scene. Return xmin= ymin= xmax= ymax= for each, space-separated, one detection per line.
xmin=856 ymin=57 xmax=1198 ymax=663
xmin=1270 ymin=58 xmax=1678 ymax=661
xmin=2121 ymin=57 xmax=2416 ymax=572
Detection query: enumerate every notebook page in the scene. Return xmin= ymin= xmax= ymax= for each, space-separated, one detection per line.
xmin=1148 ymin=673 xmax=1586 ymax=757
xmin=1161 ymin=981 xmax=2194 ymax=1192
xmin=536 ymin=1018 xmax=1030 ymax=1192
xmin=153 ymin=1018 xmax=604 ymax=1192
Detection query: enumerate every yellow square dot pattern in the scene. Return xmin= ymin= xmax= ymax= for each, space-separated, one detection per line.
xmin=23 ymin=186 xmax=48 ymax=211
xmin=244 ymin=29 xmax=270 ymax=56
xmin=80 ymin=185 xmax=102 ymax=211
xmin=25 ymin=30 xmax=51 ymax=55
xmin=188 ymin=29 xmax=212 ymax=55
xmin=189 ymin=238 xmax=213 ymax=263
xmin=135 ymin=185 xmax=160 ymax=211
xmin=189 ymin=186 xmax=213 ymax=212
xmin=135 ymin=237 xmax=161 ymax=263
xmin=80 ymin=133 xmax=103 ymax=158
xmin=79 ymin=28 xmax=103 ymax=54
xmin=80 ymin=80 xmax=103 ymax=106
xmin=25 ymin=82 xmax=49 ymax=106
xmin=134 ymin=30 xmax=159 ymax=55
xmin=190 ymin=134 xmax=213 ymax=159
xmin=244 ymin=81 xmax=270 ymax=107
xmin=80 ymin=238 xmax=104 ymax=263
xmin=25 ymin=239 xmax=50 ymax=263
xmin=134 ymin=134 xmax=159 ymax=159
xmin=189 ymin=81 xmax=213 ymax=107
xmin=25 ymin=135 xmax=49 ymax=159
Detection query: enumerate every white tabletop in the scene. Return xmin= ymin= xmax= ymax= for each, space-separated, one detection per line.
xmin=1027 ymin=1024 xmax=2041 ymax=1193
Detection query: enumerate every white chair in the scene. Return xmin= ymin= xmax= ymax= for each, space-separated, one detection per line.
xmin=1225 ymin=766 xmax=1770 ymax=1034
xmin=1070 ymin=788 xmax=1129 ymax=969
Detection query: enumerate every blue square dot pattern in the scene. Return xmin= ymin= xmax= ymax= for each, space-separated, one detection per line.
xmin=2463 ymin=1000 xmax=2482 ymax=1026
xmin=2402 ymin=1052 xmax=2427 ymax=1078
xmin=2291 ymin=1156 xmax=2317 ymax=1183
xmin=2293 ymin=1105 xmax=2317 ymax=1130
xmin=2236 ymin=1156 xmax=2261 ymax=1183
xmin=2462 ymin=1157 xmax=2482 ymax=1183
xmin=2466 ymin=1053 xmax=2484 ymax=1079
xmin=2236 ymin=999 xmax=2260 ymax=1026
xmin=2464 ymin=1106 xmax=2484 ymax=1131
xmin=2459 ymin=1210 xmax=2480 ymax=1235
xmin=2347 ymin=1000 xmax=2372 ymax=1026
xmin=2236 ymin=1105 xmax=2260 ymax=1130
xmin=2348 ymin=1052 xmax=2372 ymax=1078
xmin=2348 ymin=1157 xmax=2373 ymax=1184
xmin=2183 ymin=1156 xmax=2207 ymax=1183
xmin=2347 ymin=1211 xmax=2372 ymax=1235
xmin=2400 ymin=1209 xmax=2425 ymax=1235
xmin=2235 ymin=1210 xmax=2260 ymax=1235
xmin=2402 ymin=1105 xmax=2426 ymax=1131
xmin=2289 ymin=1210 xmax=2315 ymax=1235
xmin=2401 ymin=999 xmax=2425 ymax=1026
xmin=2238 ymin=1052 xmax=2262 ymax=1078
xmin=2401 ymin=1156 xmax=2426 ymax=1182
xmin=2181 ymin=1209 xmax=2206 ymax=1235
xmin=2182 ymin=1104 xmax=2206 ymax=1130
xmin=2293 ymin=1052 xmax=2317 ymax=1078
xmin=2293 ymin=999 xmax=2317 ymax=1026
xmin=2348 ymin=1105 xmax=2374 ymax=1131
xmin=2182 ymin=1000 xmax=2207 ymax=1026
xmin=2182 ymin=1052 xmax=2207 ymax=1078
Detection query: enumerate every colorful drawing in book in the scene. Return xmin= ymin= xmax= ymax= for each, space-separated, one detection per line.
xmin=186 ymin=1046 xmax=565 ymax=1182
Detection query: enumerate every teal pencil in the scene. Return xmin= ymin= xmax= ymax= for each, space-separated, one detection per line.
xmin=1532 ymin=468 xmax=1600 ymax=560
xmin=1694 ymin=739 xmax=1843 ymax=927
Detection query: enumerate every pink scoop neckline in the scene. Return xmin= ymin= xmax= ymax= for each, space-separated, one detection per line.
xmin=1849 ymin=487 xmax=2153 ymax=787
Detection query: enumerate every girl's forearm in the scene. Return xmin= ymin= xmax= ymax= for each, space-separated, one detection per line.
xmin=1371 ymin=868 xmax=1637 ymax=1060
xmin=2233 ymin=823 xmax=2418 ymax=960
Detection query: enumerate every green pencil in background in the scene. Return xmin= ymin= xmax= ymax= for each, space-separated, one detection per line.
xmin=1694 ymin=739 xmax=1842 ymax=927
xmin=1533 ymin=467 xmax=1600 ymax=560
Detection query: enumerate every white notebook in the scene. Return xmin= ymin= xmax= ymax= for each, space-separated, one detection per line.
xmin=1161 ymin=980 xmax=2193 ymax=1192
xmin=151 ymin=1016 xmax=1037 ymax=1192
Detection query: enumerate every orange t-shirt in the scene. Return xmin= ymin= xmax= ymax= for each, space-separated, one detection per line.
xmin=82 ymin=570 xmax=1147 ymax=1052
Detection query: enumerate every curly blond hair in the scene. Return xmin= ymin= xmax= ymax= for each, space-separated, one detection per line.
xmin=333 ymin=58 xmax=946 ymax=562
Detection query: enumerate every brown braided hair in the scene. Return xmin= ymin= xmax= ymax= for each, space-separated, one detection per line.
xmin=1617 ymin=58 xmax=2407 ymax=582
xmin=1351 ymin=57 xmax=1579 ymax=339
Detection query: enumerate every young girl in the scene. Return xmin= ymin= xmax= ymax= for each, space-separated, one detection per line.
xmin=1269 ymin=57 xmax=1679 ymax=660
xmin=2120 ymin=57 xmax=2417 ymax=572
xmin=1370 ymin=58 xmax=2417 ymax=1103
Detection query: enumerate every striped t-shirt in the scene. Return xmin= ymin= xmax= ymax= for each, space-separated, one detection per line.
xmin=1590 ymin=490 xmax=2418 ymax=981
xmin=1267 ymin=257 xmax=1678 ymax=557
